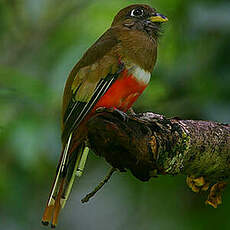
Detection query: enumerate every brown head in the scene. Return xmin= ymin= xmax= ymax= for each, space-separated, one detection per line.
xmin=111 ymin=4 xmax=168 ymax=39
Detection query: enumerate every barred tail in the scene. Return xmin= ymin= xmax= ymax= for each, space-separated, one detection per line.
xmin=41 ymin=134 xmax=89 ymax=228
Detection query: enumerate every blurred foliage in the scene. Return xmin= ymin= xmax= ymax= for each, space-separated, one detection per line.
xmin=0 ymin=0 xmax=229 ymax=229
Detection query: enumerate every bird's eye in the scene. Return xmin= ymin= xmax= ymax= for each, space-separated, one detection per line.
xmin=130 ymin=8 xmax=144 ymax=17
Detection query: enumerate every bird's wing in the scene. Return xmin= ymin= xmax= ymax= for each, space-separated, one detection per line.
xmin=61 ymin=28 xmax=122 ymax=143
xmin=62 ymin=28 xmax=119 ymax=119
xmin=61 ymin=58 xmax=123 ymax=143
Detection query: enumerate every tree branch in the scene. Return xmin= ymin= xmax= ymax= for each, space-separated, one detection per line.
xmin=86 ymin=110 xmax=230 ymax=207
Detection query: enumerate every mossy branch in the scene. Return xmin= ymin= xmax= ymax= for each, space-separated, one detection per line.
xmin=86 ymin=110 xmax=230 ymax=207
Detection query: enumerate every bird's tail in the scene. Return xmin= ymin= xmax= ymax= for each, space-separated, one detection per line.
xmin=41 ymin=133 xmax=89 ymax=228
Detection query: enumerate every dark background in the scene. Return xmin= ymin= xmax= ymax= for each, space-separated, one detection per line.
xmin=0 ymin=0 xmax=230 ymax=229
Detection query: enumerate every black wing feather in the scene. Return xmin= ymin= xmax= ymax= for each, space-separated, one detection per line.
xmin=62 ymin=71 xmax=121 ymax=143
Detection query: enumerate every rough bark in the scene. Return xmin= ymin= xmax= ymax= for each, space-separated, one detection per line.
xmin=86 ymin=110 xmax=230 ymax=185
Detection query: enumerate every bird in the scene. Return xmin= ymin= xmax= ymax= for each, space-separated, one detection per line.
xmin=41 ymin=4 xmax=168 ymax=228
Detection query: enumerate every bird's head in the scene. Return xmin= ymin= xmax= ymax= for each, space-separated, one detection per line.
xmin=111 ymin=4 xmax=168 ymax=38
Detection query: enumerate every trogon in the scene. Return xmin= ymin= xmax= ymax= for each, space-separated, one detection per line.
xmin=42 ymin=4 xmax=168 ymax=227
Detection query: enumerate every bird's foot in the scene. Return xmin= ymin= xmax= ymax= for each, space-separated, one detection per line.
xmin=96 ymin=107 xmax=128 ymax=122
xmin=186 ymin=175 xmax=210 ymax=193
xmin=206 ymin=182 xmax=227 ymax=208
xmin=113 ymin=108 xmax=129 ymax=121
xmin=95 ymin=106 xmax=108 ymax=113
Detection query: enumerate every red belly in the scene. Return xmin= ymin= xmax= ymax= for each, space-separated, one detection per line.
xmin=70 ymin=69 xmax=148 ymax=151
xmin=94 ymin=69 xmax=147 ymax=112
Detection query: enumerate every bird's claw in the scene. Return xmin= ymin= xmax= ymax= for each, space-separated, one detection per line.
xmin=113 ymin=108 xmax=129 ymax=122
xmin=95 ymin=107 xmax=128 ymax=122
xmin=95 ymin=107 xmax=108 ymax=113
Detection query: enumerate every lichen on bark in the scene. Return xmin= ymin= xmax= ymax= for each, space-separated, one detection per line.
xmin=86 ymin=110 xmax=230 ymax=207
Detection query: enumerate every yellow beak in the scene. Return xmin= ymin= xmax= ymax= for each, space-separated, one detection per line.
xmin=149 ymin=13 xmax=168 ymax=23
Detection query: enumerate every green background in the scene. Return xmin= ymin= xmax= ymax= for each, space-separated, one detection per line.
xmin=0 ymin=0 xmax=230 ymax=229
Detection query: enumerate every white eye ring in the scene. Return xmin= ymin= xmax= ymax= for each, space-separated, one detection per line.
xmin=130 ymin=8 xmax=144 ymax=17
